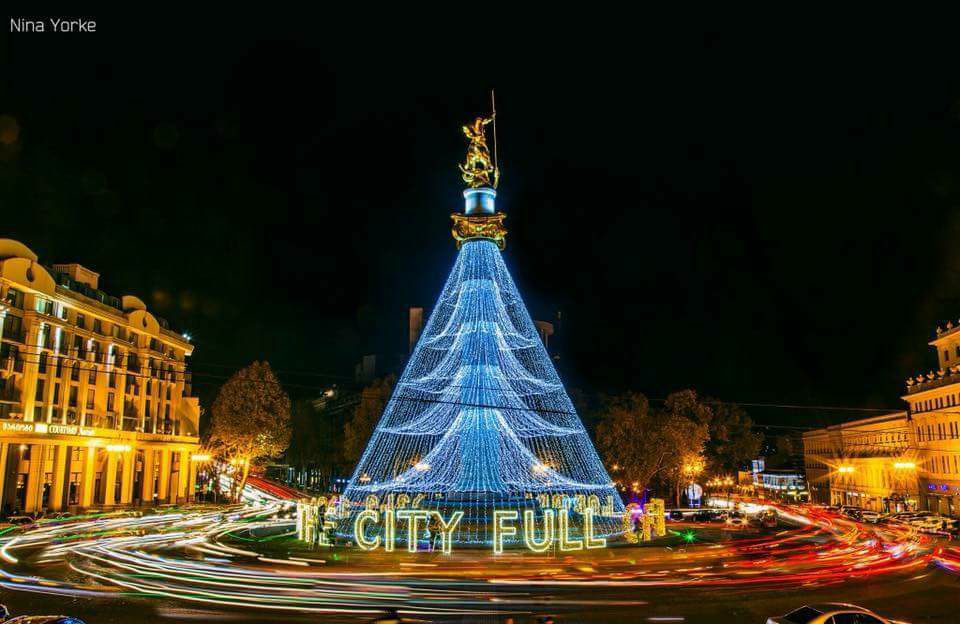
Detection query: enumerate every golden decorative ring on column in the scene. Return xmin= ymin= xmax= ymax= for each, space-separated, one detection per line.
xmin=450 ymin=212 xmax=507 ymax=249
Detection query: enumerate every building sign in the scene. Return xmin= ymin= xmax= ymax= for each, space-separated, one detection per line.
xmin=2 ymin=421 xmax=95 ymax=436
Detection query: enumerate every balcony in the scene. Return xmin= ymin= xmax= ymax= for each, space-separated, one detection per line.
xmin=906 ymin=368 xmax=960 ymax=395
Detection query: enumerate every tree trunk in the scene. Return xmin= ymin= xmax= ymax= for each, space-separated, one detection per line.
xmin=234 ymin=461 xmax=250 ymax=503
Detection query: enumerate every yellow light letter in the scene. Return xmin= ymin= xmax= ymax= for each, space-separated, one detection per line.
xmin=397 ymin=509 xmax=432 ymax=553
xmin=523 ymin=509 xmax=555 ymax=552
xmin=384 ymin=509 xmax=395 ymax=552
xmin=353 ymin=510 xmax=380 ymax=551
xmin=583 ymin=508 xmax=606 ymax=549
xmin=558 ymin=508 xmax=584 ymax=551
xmin=435 ymin=511 xmax=464 ymax=554
xmin=493 ymin=510 xmax=519 ymax=554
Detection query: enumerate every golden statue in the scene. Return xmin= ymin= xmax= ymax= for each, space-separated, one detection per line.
xmin=459 ymin=116 xmax=499 ymax=188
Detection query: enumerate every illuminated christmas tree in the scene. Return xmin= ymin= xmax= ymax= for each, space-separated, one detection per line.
xmin=340 ymin=108 xmax=624 ymax=546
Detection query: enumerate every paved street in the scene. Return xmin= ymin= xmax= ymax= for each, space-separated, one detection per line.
xmin=1 ymin=505 xmax=958 ymax=622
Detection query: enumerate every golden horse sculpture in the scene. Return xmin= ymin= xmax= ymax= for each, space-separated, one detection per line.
xmin=459 ymin=116 xmax=499 ymax=188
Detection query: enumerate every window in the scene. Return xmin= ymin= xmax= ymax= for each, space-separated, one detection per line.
xmin=76 ymin=313 xmax=86 ymax=330
xmin=88 ymin=366 xmax=97 ymax=384
xmin=68 ymin=386 xmax=78 ymax=408
xmin=35 ymin=379 xmax=45 ymax=402
xmin=35 ymin=297 xmax=53 ymax=315
xmin=86 ymin=389 xmax=94 ymax=410
xmin=106 ymin=392 xmax=115 ymax=412
xmin=3 ymin=288 xmax=23 ymax=308
xmin=38 ymin=324 xmax=51 ymax=348
xmin=945 ymin=349 xmax=950 ymax=361
xmin=93 ymin=318 xmax=103 ymax=334
xmin=71 ymin=363 xmax=80 ymax=381
xmin=38 ymin=352 xmax=48 ymax=374
xmin=783 ymin=606 xmax=823 ymax=623
xmin=52 ymin=383 xmax=60 ymax=404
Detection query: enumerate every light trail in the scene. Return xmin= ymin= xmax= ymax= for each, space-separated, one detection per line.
xmin=0 ymin=502 xmax=946 ymax=619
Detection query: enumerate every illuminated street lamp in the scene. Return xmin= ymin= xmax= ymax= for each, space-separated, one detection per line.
xmin=837 ymin=465 xmax=855 ymax=474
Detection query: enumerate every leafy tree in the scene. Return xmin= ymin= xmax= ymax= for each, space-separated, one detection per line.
xmin=594 ymin=392 xmax=707 ymax=503
xmin=343 ymin=375 xmax=395 ymax=466
xmin=703 ymin=399 xmax=762 ymax=474
xmin=285 ymin=396 xmax=348 ymax=490
xmin=208 ymin=361 xmax=292 ymax=501
xmin=765 ymin=433 xmax=802 ymax=469
xmin=660 ymin=390 xmax=711 ymax=504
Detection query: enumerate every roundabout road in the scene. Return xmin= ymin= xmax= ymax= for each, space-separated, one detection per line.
xmin=1 ymin=504 xmax=958 ymax=623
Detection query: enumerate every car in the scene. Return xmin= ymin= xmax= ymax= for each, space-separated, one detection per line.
xmin=859 ymin=510 xmax=881 ymax=523
xmin=725 ymin=514 xmax=744 ymax=527
xmin=4 ymin=516 xmax=35 ymax=526
xmin=693 ymin=510 xmax=724 ymax=522
xmin=839 ymin=505 xmax=862 ymax=517
xmin=668 ymin=510 xmax=684 ymax=521
xmin=4 ymin=617 xmax=88 ymax=624
xmin=0 ymin=605 xmax=87 ymax=624
xmin=767 ymin=602 xmax=908 ymax=623
xmin=910 ymin=515 xmax=956 ymax=532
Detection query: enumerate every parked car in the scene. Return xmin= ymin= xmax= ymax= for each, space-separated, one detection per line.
xmin=4 ymin=516 xmax=35 ymax=527
xmin=668 ymin=510 xmax=684 ymax=521
xmin=767 ymin=602 xmax=908 ymax=623
xmin=840 ymin=506 xmax=862 ymax=520
xmin=910 ymin=515 xmax=957 ymax=532
xmin=859 ymin=510 xmax=881 ymax=523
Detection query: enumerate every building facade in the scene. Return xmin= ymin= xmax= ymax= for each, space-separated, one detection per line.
xmin=903 ymin=321 xmax=960 ymax=516
xmin=802 ymin=412 xmax=917 ymax=512
xmin=0 ymin=239 xmax=201 ymax=515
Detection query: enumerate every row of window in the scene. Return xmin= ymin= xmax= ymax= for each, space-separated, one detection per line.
xmin=923 ymin=454 xmax=960 ymax=476
xmin=3 ymin=288 xmax=179 ymax=359
xmin=804 ymin=431 xmax=909 ymax=456
xmin=913 ymin=392 xmax=960 ymax=413
xmin=917 ymin=421 xmax=960 ymax=442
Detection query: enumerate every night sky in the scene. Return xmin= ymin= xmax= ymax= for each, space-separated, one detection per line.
xmin=3 ymin=16 xmax=960 ymax=427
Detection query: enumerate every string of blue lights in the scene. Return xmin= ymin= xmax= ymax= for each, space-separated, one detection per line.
xmin=341 ymin=238 xmax=624 ymax=545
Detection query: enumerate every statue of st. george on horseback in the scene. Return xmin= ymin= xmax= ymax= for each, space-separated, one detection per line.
xmin=459 ymin=115 xmax=499 ymax=189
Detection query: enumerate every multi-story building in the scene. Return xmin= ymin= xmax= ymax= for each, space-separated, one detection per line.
xmin=802 ymin=412 xmax=917 ymax=512
xmin=903 ymin=321 xmax=960 ymax=516
xmin=0 ymin=239 xmax=201 ymax=515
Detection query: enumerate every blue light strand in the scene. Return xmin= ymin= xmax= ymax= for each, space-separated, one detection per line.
xmin=341 ymin=239 xmax=624 ymax=545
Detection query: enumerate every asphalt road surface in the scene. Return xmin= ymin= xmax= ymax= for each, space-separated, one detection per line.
xmin=1 ymin=504 xmax=957 ymax=623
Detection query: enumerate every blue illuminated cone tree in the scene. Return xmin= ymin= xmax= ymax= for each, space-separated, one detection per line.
xmin=341 ymin=115 xmax=623 ymax=546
